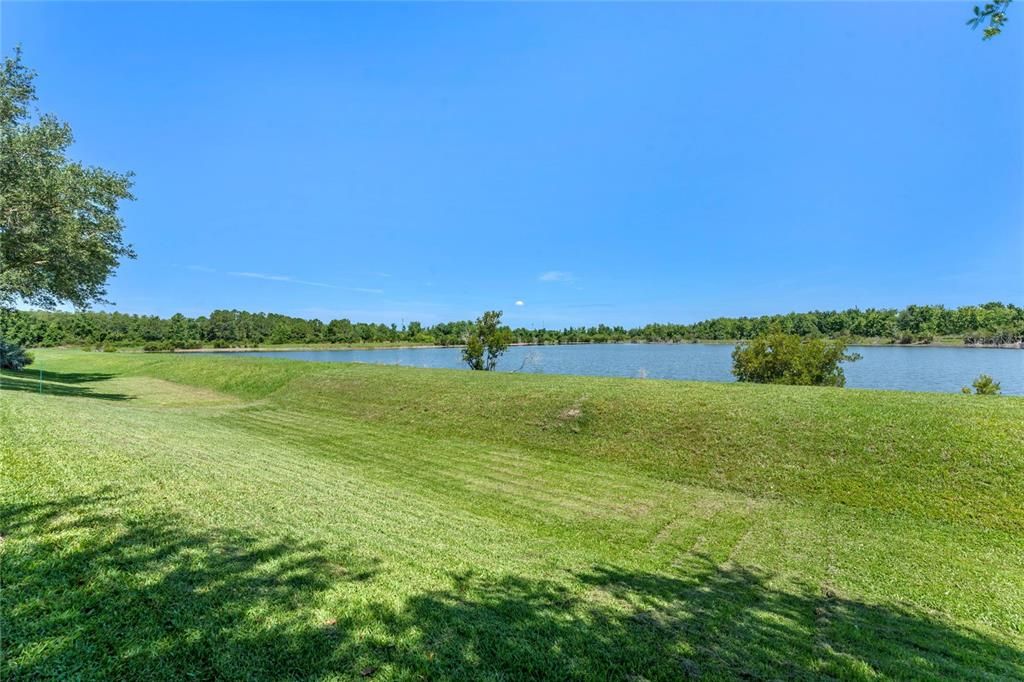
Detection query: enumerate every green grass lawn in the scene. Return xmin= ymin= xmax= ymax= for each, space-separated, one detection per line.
xmin=2 ymin=350 xmax=1023 ymax=680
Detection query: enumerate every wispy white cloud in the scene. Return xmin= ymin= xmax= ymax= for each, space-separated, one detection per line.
xmin=514 ymin=300 xmax=525 ymax=306
xmin=298 ymin=306 xmax=449 ymax=324
xmin=228 ymin=271 xmax=336 ymax=288
xmin=184 ymin=267 xmax=384 ymax=294
xmin=539 ymin=271 xmax=574 ymax=283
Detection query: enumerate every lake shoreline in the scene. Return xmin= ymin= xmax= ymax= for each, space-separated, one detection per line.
xmin=185 ymin=342 xmax=1023 ymax=395
xmin=169 ymin=339 xmax=1023 ymax=353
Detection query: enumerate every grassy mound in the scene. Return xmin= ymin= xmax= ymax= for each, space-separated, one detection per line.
xmin=3 ymin=350 xmax=1022 ymax=680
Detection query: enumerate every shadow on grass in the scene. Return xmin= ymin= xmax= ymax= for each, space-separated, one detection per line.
xmin=390 ymin=564 xmax=1023 ymax=680
xmin=0 ymin=370 xmax=131 ymax=401
xmin=2 ymin=368 xmax=119 ymax=384
xmin=3 ymin=490 xmax=1021 ymax=680
xmin=1 ymin=490 xmax=379 ymax=680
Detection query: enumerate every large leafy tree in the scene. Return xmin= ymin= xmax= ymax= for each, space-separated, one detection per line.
xmin=1 ymin=47 xmax=135 ymax=310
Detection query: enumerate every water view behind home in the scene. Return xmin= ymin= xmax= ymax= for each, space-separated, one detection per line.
xmin=218 ymin=344 xmax=1023 ymax=395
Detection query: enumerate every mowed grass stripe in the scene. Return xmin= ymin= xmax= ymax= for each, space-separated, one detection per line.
xmin=223 ymin=409 xmax=732 ymax=560
xmin=3 ymin=392 xmax=605 ymax=572
xmin=229 ymin=405 xmax=693 ymax=527
xmin=275 ymin=364 xmax=1024 ymax=533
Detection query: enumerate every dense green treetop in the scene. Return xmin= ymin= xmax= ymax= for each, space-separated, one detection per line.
xmin=0 ymin=48 xmax=135 ymax=310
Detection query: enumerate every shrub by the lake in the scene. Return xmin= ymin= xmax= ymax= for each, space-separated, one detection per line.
xmin=0 ymin=339 xmax=33 ymax=370
xmin=143 ymin=341 xmax=176 ymax=352
xmin=732 ymin=331 xmax=861 ymax=387
xmin=964 ymin=373 xmax=1001 ymax=395
xmin=463 ymin=310 xmax=512 ymax=371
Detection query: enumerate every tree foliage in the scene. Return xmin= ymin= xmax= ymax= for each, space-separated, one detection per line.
xmin=967 ymin=0 xmax=1012 ymax=39
xmin=1 ymin=302 xmax=1021 ymax=351
xmin=967 ymin=374 xmax=1002 ymax=395
xmin=462 ymin=310 xmax=512 ymax=371
xmin=0 ymin=338 xmax=33 ymax=370
xmin=732 ymin=331 xmax=861 ymax=387
xmin=0 ymin=47 xmax=135 ymax=310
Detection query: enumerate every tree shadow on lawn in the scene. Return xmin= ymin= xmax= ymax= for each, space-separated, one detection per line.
xmin=2 ymin=368 xmax=120 ymax=384
xmin=0 ymin=369 xmax=131 ymax=401
xmin=390 ymin=564 xmax=1023 ymax=680
xmin=1 ymin=491 xmax=378 ymax=680
xmin=3 ymin=491 xmax=1021 ymax=681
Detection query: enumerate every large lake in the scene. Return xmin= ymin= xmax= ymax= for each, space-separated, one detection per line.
xmin=219 ymin=344 xmax=1024 ymax=395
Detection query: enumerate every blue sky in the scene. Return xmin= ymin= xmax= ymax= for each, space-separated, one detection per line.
xmin=4 ymin=2 xmax=1022 ymax=327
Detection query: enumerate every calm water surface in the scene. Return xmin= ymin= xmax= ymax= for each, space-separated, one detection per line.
xmin=221 ymin=344 xmax=1024 ymax=395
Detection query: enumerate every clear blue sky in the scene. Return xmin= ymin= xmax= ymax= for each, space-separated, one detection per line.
xmin=4 ymin=2 xmax=1022 ymax=327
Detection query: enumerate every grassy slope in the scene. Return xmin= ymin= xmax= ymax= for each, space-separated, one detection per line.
xmin=2 ymin=350 xmax=1022 ymax=680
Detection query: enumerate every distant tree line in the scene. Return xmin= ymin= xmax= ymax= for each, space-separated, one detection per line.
xmin=1 ymin=302 xmax=1021 ymax=350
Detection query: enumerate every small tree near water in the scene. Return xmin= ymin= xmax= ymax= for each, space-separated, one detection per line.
xmin=463 ymin=310 xmax=512 ymax=371
xmin=963 ymin=374 xmax=1001 ymax=395
xmin=732 ymin=331 xmax=861 ymax=387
